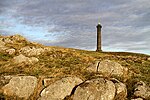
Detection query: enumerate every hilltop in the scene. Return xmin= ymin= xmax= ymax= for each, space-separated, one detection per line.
xmin=0 ymin=35 xmax=150 ymax=100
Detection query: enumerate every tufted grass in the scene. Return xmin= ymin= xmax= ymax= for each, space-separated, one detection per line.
xmin=0 ymin=35 xmax=150 ymax=99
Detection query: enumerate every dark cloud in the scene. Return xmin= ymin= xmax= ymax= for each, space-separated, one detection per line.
xmin=0 ymin=0 xmax=150 ymax=54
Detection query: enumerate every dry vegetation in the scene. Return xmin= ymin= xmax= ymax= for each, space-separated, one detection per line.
xmin=0 ymin=35 xmax=150 ymax=99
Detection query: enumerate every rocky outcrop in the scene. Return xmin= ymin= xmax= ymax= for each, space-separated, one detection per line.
xmin=39 ymin=77 xmax=83 ymax=100
xmin=19 ymin=46 xmax=45 ymax=56
xmin=112 ymin=78 xmax=127 ymax=100
xmin=72 ymin=78 xmax=127 ymax=100
xmin=6 ymin=48 xmax=16 ymax=55
xmin=10 ymin=35 xmax=26 ymax=42
xmin=0 ymin=35 xmax=149 ymax=100
xmin=147 ymin=57 xmax=150 ymax=61
xmin=73 ymin=78 xmax=116 ymax=100
xmin=0 ymin=34 xmax=26 ymax=44
xmin=13 ymin=54 xmax=39 ymax=64
xmin=1 ymin=37 xmax=13 ymax=44
xmin=88 ymin=60 xmax=128 ymax=80
xmin=133 ymin=81 xmax=150 ymax=99
xmin=0 ymin=75 xmax=133 ymax=100
xmin=2 ymin=76 xmax=37 ymax=99
xmin=0 ymin=34 xmax=27 ymax=52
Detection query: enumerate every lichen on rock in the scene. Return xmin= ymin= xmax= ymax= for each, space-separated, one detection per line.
xmin=2 ymin=76 xmax=37 ymax=99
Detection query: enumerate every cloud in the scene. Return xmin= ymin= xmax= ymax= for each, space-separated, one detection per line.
xmin=0 ymin=0 xmax=150 ymax=54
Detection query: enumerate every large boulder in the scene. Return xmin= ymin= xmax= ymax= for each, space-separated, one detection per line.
xmin=147 ymin=57 xmax=150 ymax=61
xmin=72 ymin=78 xmax=127 ymax=100
xmin=39 ymin=77 xmax=83 ymax=100
xmin=111 ymin=78 xmax=127 ymax=100
xmin=19 ymin=46 xmax=45 ymax=56
xmin=2 ymin=76 xmax=37 ymax=99
xmin=88 ymin=60 xmax=128 ymax=80
xmin=13 ymin=54 xmax=28 ymax=63
xmin=133 ymin=81 xmax=150 ymax=99
xmin=72 ymin=78 xmax=116 ymax=100
xmin=13 ymin=54 xmax=39 ymax=64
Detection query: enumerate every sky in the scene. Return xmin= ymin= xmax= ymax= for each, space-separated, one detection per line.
xmin=0 ymin=0 xmax=150 ymax=55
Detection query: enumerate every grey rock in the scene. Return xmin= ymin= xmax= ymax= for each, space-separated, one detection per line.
xmin=2 ymin=76 xmax=37 ymax=99
xmin=10 ymin=35 xmax=26 ymax=42
xmin=112 ymin=78 xmax=127 ymax=100
xmin=39 ymin=77 xmax=83 ymax=100
xmin=87 ymin=60 xmax=99 ymax=72
xmin=0 ymin=76 xmax=12 ymax=89
xmin=6 ymin=48 xmax=16 ymax=55
xmin=13 ymin=54 xmax=28 ymax=63
xmin=28 ymin=57 xmax=39 ymax=64
xmin=3 ymin=37 xmax=13 ymax=43
xmin=13 ymin=54 xmax=39 ymax=64
xmin=147 ymin=57 xmax=150 ymax=61
xmin=0 ymin=35 xmax=26 ymax=45
xmin=73 ymin=78 xmax=116 ymax=100
xmin=19 ymin=46 xmax=45 ymax=56
xmin=98 ymin=60 xmax=128 ymax=79
xmin=133 ymin=81 xmax=150 ymax=99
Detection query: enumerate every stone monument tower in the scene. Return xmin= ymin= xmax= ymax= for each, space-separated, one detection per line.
xmin=96 ymin=23 xmax=102 ymax=52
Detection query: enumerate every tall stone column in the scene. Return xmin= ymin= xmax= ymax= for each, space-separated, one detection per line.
xmin=96 ymin=23 xmax=102 ymax=52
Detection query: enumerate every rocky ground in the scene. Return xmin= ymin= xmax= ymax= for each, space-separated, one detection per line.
xmin=0 ymin=35 xmax=150 ymax=100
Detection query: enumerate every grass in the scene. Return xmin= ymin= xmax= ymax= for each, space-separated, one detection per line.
xmin=0 ymin=35 xmax=150 ymax=99
xmin=0 ymin=53 xmax=13 ymax=61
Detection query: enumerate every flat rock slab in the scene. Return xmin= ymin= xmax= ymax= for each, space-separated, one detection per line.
xmin=73 ymin=78 xmax=116 ymax=100
xmin=13 ymin=54 xmax=39 ymax=64
xmin=39 ymin=77 xmax=83 ymax=100
xmin=2 ymin=76 xmax=37 ymax=99
xmin=19 ymin=46 xmax=45 ymax=56
xmin=98 ymin=60 xmax=128 ymax=77
xmin=88 ymin=60 xmax=128 ymax=80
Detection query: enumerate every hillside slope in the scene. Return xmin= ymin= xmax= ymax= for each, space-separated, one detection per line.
xmin=0 ymin=35 xmax=150 ymax=99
